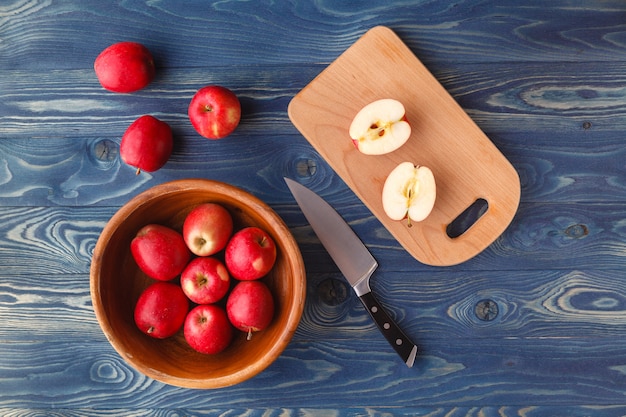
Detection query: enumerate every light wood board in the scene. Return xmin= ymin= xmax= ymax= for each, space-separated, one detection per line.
xmin=288 ymin=26 xmax=520 ymax=266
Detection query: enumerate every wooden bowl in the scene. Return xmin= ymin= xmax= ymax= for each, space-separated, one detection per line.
xmin=90 ymin=179 xmax=306 ymax=389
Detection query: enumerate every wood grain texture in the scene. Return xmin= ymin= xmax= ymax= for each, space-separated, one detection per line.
xmin=5 ymin=62 xmax=626 ymax=140
xmin=1 ymin=409 xmax=626 ymax=417
xmin=3 ymin=337 xmax=626 ymax=409
xmin=4 ymin=63 xmax=626 ymax=207
xmin=2 ymin=0 xmax=626 ymax=414
xmin=4 ymin=1 xmax=626 ymax=71
xmin=0 ymin=201 xmax=623 ymax=278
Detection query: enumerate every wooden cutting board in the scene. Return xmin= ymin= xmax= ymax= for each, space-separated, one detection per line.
xmin=288 ymin=26 xmax=520 ymax=266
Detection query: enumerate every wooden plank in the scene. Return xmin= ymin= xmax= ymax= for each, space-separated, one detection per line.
xmin=3 ymin=338 xmax=626 ymax=408
xmin=4 ymin=2 xmax=626 ymax=71
xmin=0 ymin=129 xmax=623 ymax=207
xmin=7 ymin=61 xmax=626 ymax=136
xmin=0 ymin=66 xmax=311 ymax=138
xmin=0 ymin=408 xmax=624 ymax=417
xmin=0 ymin=132 xmax=623 ymax=207
xmin=2 ymin=62 xmax=626 ymax=208
xmin=2 ymin=268 xmax=626 ymax=343
xmin=0 ymin=201 xmax=624 ymax=278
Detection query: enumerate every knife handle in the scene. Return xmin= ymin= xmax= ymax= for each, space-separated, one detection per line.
xmin=358 ymin=291 xmax=418 ymax=368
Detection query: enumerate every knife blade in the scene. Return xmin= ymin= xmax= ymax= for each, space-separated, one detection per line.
xmin=284 ymin=178 xmax=417 ymax=368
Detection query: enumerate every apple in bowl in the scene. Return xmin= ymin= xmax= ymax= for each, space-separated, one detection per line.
xmin=184 ymin=304 xmax=233 ymax=355
xmin=182 ymin=202 xmax=233 ymax=256
xmin=227 ymin=280 xmax=275 ymax=341
xmin=134 ymin=282 xmax=189 ymax=339
xmin=180 ymin=257 xmax=231 ymax=305
xmin=130 ymin=224 xmax=190 ymax=281
xmin=225 ymin=227 xmax=277 ymax=281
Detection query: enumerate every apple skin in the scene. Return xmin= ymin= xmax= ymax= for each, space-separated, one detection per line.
xmin=382 ymin=162 xmax=436 ymax=226
xmin=94 ymin=42 xmax=155 ymax=93
xmin=131 ymin=224 xmax=191 ymax=281
xmin=349 ymin=98 xmax=411 ymax=155
xmin=188 ymin=85 xmax=241 ymax=139
xmin=182 ymin=203 xmax=234 ymax=257
xmin=226 ymin=280 xmax=275 ymax=340
xmin=180 ymin=257 xmax=231 ymax=305
xmin=184 ymin=304 xmax=233 ymax=354
xmin=120 ymin=115 xmax=173 ymax=174
xmin=134 ymin=282 xmax=189 ymax=339
xmin=225 ymin=227 xmax=277 ymax=281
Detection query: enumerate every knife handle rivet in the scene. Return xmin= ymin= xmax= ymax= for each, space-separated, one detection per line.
xmin=396 ymin=339 xmax=403 ymax=346
xmin=371 ymin=306 xmax=378 ymax=313
xmin=383 ymin=323 xmax=390 ymax=329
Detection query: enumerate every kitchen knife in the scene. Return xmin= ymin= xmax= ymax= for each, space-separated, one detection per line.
xmin=285 ymin=178 xmax=418 ymax=368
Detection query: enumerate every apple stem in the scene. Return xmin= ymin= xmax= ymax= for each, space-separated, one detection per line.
xmin=247 ymin=328 xmax=253 ymax=341
xmin=135 ymin=167 xmax=141 ymax=175
xmin=407 ymin=217 xmax=413 ymax=228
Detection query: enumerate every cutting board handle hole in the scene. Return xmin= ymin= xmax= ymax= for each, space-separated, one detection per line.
xmin=446 ymin=198 xmax=489 ymax=239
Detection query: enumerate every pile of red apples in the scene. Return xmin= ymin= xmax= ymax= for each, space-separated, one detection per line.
xmin=94 ymin=42 xmax=279 ymax=355
xmin=94 ymin=41 xmax=241 ymax=174
xmin=131 ymin=202 xmax=277 ymax=355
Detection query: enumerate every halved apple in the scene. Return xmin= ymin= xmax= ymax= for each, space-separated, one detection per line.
xmin=349 ymin=98 xmax=411 ymax=155
xmin=382 ymin=162 xmax=436 ymax=226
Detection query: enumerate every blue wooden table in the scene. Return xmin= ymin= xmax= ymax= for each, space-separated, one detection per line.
xmin=2 ymin=1 xmax=626 ymax=415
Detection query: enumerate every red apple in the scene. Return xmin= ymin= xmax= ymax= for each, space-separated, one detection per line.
xmin=184 ymin=304 xmax=233 ymax=354
xmin=120 ymin=115 xmax=173 ymax=174
xmin=188 ymin=85 xmax=241 ymax=139
xmin=182 ymin=203 xmax=233 ymax=256
xmin=226 ymin=281 xmax=274 ymax=340
xmin=180 ymin=257 xmax=230 ymax=304
xmin=94 ymin=41 xmax=155 ymax=93
xmin=225 ymin=227 xmax=277 ymax=280
xmin=382 ymin=161 xmax=436 ymax=227
xmin=349 ymin=98 xmax=411 ymax=155
xmin=131 ymin=224 xmax=191 ymax=281
xmin=134 ymin=282 xmax=189 ymax=339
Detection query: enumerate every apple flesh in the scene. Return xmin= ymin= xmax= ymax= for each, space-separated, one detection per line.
xmin=131 ymin=224 xmax=191 ymax=281
xmin=225 ymin=227 xmax=276 ymax=281
xmin=94 ymin=42 xmax=155 ymax=93
xmin=182 ymin=203 xmax=234 ymax=257
xmin=120 ymin=115 xmax=173 ymax=174
xmin=188 ymin=85 xmax=241 ymax=139
xmin=134 ymin=282 xmax=189 ymax=339
xmin=226 ymin=280 xmax=275 ymax=340
xmin=349 ymin=98 xmax=411 ymax=155
xmin=180 ymin=257 xmax=231 ymax=305
xmin=184 ymin=304 xmax=233 ymax=354
xmin=382 ymin=161 xmax=436 ymax=226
